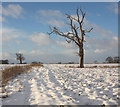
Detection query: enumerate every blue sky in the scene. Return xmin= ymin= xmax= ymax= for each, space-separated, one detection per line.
xmin=1 ymin=2 xmax=118 ymax=63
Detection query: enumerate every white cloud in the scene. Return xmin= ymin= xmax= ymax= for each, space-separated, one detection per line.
xmin=2 ymin=52 xmax=15 ymax=61
xmin=0 ymin=16 xmax=7 ymax=22
xmin=107 ymin=3 xmax=119 ymax=14
xmin=2 ymin=52 xmax=11 ymax=58
xmin=26 ymin=49 xmax=77 ymax=63
xmin=30 ymin=33 xmax=53 ymax=46
xmin=94 ymin=49 xmax=105 ymax=53
xmin=37 ymin=9 xmax=65 ymax=28
xmin=86 ymin=35 xmax=118 ymax=55
xmin=83 ymin=19 xmax=118 ymax=56
xmin=47 ymin=19 xmax=65 ymax=28
xmin=113 ymin=36 xmax=118 ymax=41
xmin=3 ymin=4 xmax=23 ymax=18
xmin=61 ymin=49 xmax=77 ymax=56
xmin=2 ymin=27 xmax=22 ymax=41
xmin=16 ymin=40 xmax=21 ymax=44
xmin=113 ymin=5 xmax=118 ymax=14
xmin=0 ymin=5 xmax=7 ymax=22
xmin=0 ymin=4 xmax=2 ymax=15
xmin=2 ymin=27 xmax=28 ymax=45
xmin=2 ymin=27 xmax=19 ymax=41
xmin=83 ymin=19 xmax=116 ymax=38
xmin=38 ymin=10 xmax=63 ymax=18
xmin=93 ymin=24 xmax=115 ymax=37
xmin=18 ymin=50 xmax=26 ymax=54
xmin=56 ymin=40 xmax=76 ymax=49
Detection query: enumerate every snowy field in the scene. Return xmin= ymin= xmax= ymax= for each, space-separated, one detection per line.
xmin=1 ymin=64 xmax=119 ymax=105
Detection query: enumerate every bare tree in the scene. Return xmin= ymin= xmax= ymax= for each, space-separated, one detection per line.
xmin=94 ymin=60 xmax=98 ymax=64
xmin=0 ymin=59 xmax=9 ymax=64
xmin=48 ymin=8 xmax=93 ymax=68
xmin=16 ymin=53 xmax=25 ymax=64
xmin=113 ymin=56 xmax=120 ymax=63
xmin=105 ymin=56 xmax=113 ymax=63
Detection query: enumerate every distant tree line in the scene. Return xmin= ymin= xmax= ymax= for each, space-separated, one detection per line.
xmin=57 ymin=62 xmax=77 ymax=64
xmin=0 ymin=60 xmax=9 ymax=64
xmin=1 ymin=53 xmax=119 ymax=64
xmin=105 ymin=56 xmax=120 ymax=63
xmin=31 ymin=61 xmax=43 ymax=64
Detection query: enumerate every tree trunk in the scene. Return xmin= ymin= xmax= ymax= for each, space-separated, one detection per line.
xmin=1 ymin=84 xmax=6 ymax=93
xmin=20 ymin=59 xmax=22 ymax=64
xmin=79 ymin=46 xmax=84 ymax=68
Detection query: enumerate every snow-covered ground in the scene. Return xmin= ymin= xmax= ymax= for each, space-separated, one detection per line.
xmin=1 ymin=64 xmax=119 ymax=105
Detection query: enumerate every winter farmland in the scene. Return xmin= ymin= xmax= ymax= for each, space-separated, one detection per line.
xmin=0 ymin=64 xmax=119 ymax=105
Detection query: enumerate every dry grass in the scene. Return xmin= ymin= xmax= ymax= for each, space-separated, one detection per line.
xmin=1 ymin=63 xmax=43 ymax=86
xmin=65 ymin=65 xmax=120 ymax=68
xmin=86 ymin=65 xmax=120 ymax=68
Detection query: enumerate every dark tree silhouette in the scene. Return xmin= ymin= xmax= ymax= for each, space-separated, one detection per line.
xmin=0 ymin=60 xmax=9 ymax=64
xmin=94 ymin=60 xmax=98 ymax=64
xmin=113 ymin=56 xmax=120 ymax=63
xmin=16 ymin=53 xmax=25 ymax=64
xmin=48 ymin=8 xmax=93 ymax=68
xmin=105 ymin=56 xmax=113 ymax=63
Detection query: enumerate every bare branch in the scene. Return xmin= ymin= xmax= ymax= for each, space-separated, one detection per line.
xmin=80 ymin=8 xmax=86 ymax=24
xmin=80 ymin=8 xmax=84 ymax=16
xmin=77 ymin=8 xmax=80 ymax=22
xmin=66 ymin=39 xmax=71 ymax=43
xmin=47 ymin=26 xmax=55 ymax=35
xmin=69 ymin=18 xmax=81 ymax=45
xmin=73 ymin=24 xmax=81 ymax=44
xmin=66 ymin=14 xmax=78 ymax=22
xmin=85 ymin=28 xmax=93 ymax=33
xmin=48 ymin=27 xmax=80 ymax=46
xmin=70 ymin=19 xmax=74 ymax=34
